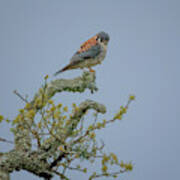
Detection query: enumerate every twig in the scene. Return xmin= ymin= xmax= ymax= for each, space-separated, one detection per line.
xmin=13 ymin=90 xmax=29 ymax=103
xmin=50 ymin=152 xmax=67 ymax=169
xmin=52 ymin=170 xmax=69 ymax=180
xmin=0 ymin=137 xmax=13 ymax=144
xmin=66 ymin=166 xmax=85 ymax=173
xmin=90 ymin=169 xmax=127 ymax=179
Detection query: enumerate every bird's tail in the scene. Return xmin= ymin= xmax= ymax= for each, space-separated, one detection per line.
xmin=54 ymin=64 xmax=72 ymax=76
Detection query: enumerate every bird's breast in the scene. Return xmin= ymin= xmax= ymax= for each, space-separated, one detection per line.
xmin=77 ymin=44 xmax=107 ymax=68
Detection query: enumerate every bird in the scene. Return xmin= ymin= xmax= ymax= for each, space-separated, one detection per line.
xmin=54 ymin=31 xmax=110 ymax=76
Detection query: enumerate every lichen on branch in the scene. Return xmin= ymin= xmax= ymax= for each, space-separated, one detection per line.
xmin=0 ymin=71 xmax=135 ymax=180
xmin=32 ymin=71 xmax=97 ymax=109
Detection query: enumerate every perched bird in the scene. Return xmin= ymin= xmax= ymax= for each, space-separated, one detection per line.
xmin=54 ymin=31 xmax=110 ymax=75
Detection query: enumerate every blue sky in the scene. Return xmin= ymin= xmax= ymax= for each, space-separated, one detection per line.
xmin=0 ymin=0 xmax=180 ymax=179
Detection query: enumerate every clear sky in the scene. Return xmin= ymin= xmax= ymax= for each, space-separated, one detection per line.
xmin=0 ymin=0 xmax=180 ymax=180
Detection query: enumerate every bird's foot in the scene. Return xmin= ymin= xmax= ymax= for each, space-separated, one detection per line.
xmin=88 ymin=68 xmax=95 ymax=73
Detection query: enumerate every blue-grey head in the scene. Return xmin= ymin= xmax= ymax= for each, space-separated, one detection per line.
xmin=96 ymin=31 xmax=110 ymax=45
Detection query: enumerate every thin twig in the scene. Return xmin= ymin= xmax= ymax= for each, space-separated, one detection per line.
xmin=66 ymin=166 xmax=85 ymax=173
xmin=90 ymin=169 xmax=127 ymax=179
xmin=52 ymin=170 xmax=68 ymax=180
xmin=13 ymin=90 xmax=29 ymax=103
xmin=0 ymin=137 xmax=13 ymax=144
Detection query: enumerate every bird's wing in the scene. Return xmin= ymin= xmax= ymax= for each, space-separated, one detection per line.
xmin=77 ymin=35 xmax=98 ymax=53
xmin=70 ymin=43 xmax=101 ymax=65
xmin=54 ymin=37 xmax=101 ymax=75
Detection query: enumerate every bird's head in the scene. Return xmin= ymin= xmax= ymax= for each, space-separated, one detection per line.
xmin=96 ymin=31 xmax=110 ymax=45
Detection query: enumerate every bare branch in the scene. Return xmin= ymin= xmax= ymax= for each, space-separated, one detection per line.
xmin=89 ymin=169 xmax=127 ymax=180
xmin=0 ymin=137 xmax=13 ymax=144
xmin=13 ymin=90 xmax=29 ymax=104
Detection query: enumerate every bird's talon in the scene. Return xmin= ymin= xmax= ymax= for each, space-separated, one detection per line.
xmin=88 ymin=68 xmax=95 ymax=73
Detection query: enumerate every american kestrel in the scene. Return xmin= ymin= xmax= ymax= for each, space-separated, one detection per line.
xmin=54 ymin=31 xmax=110 ymax=75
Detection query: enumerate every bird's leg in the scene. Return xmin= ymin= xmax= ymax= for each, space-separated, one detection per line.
xmin=88 ymin=67 xmax=95 ymax=72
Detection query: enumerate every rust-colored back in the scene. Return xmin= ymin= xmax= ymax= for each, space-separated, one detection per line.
xmin=77 ymin=35 xmax=97 ymax=53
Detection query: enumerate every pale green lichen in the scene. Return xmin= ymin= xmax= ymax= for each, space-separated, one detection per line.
xmin=0 ymin=71 xmax=134 ymax=180
xmin=0 ymin=72 xmax=101 ymax=179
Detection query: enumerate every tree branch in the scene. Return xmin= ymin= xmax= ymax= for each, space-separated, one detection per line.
xmin=14 ymin=71 xmax=97 ymax=150
xmin=47 ymin=99 xmax=106 ymax=169
xmin=32 ymin=71 xmax=97 ymax=108
xmin=0 ymin=150 xmax=52 ymax=179
xmin=0 ymin=70 xmax=133 ymax=179
xmin=1 ymin=72 xmax=99 ymax=179
xmin=66 ymin=99 xmax=106 ymax=134
xmin=13 ymin=90 xmax=29 ymax=104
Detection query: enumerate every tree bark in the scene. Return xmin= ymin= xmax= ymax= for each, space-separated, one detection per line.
xmin=0 ymin=71 xmax=105 ymax=179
